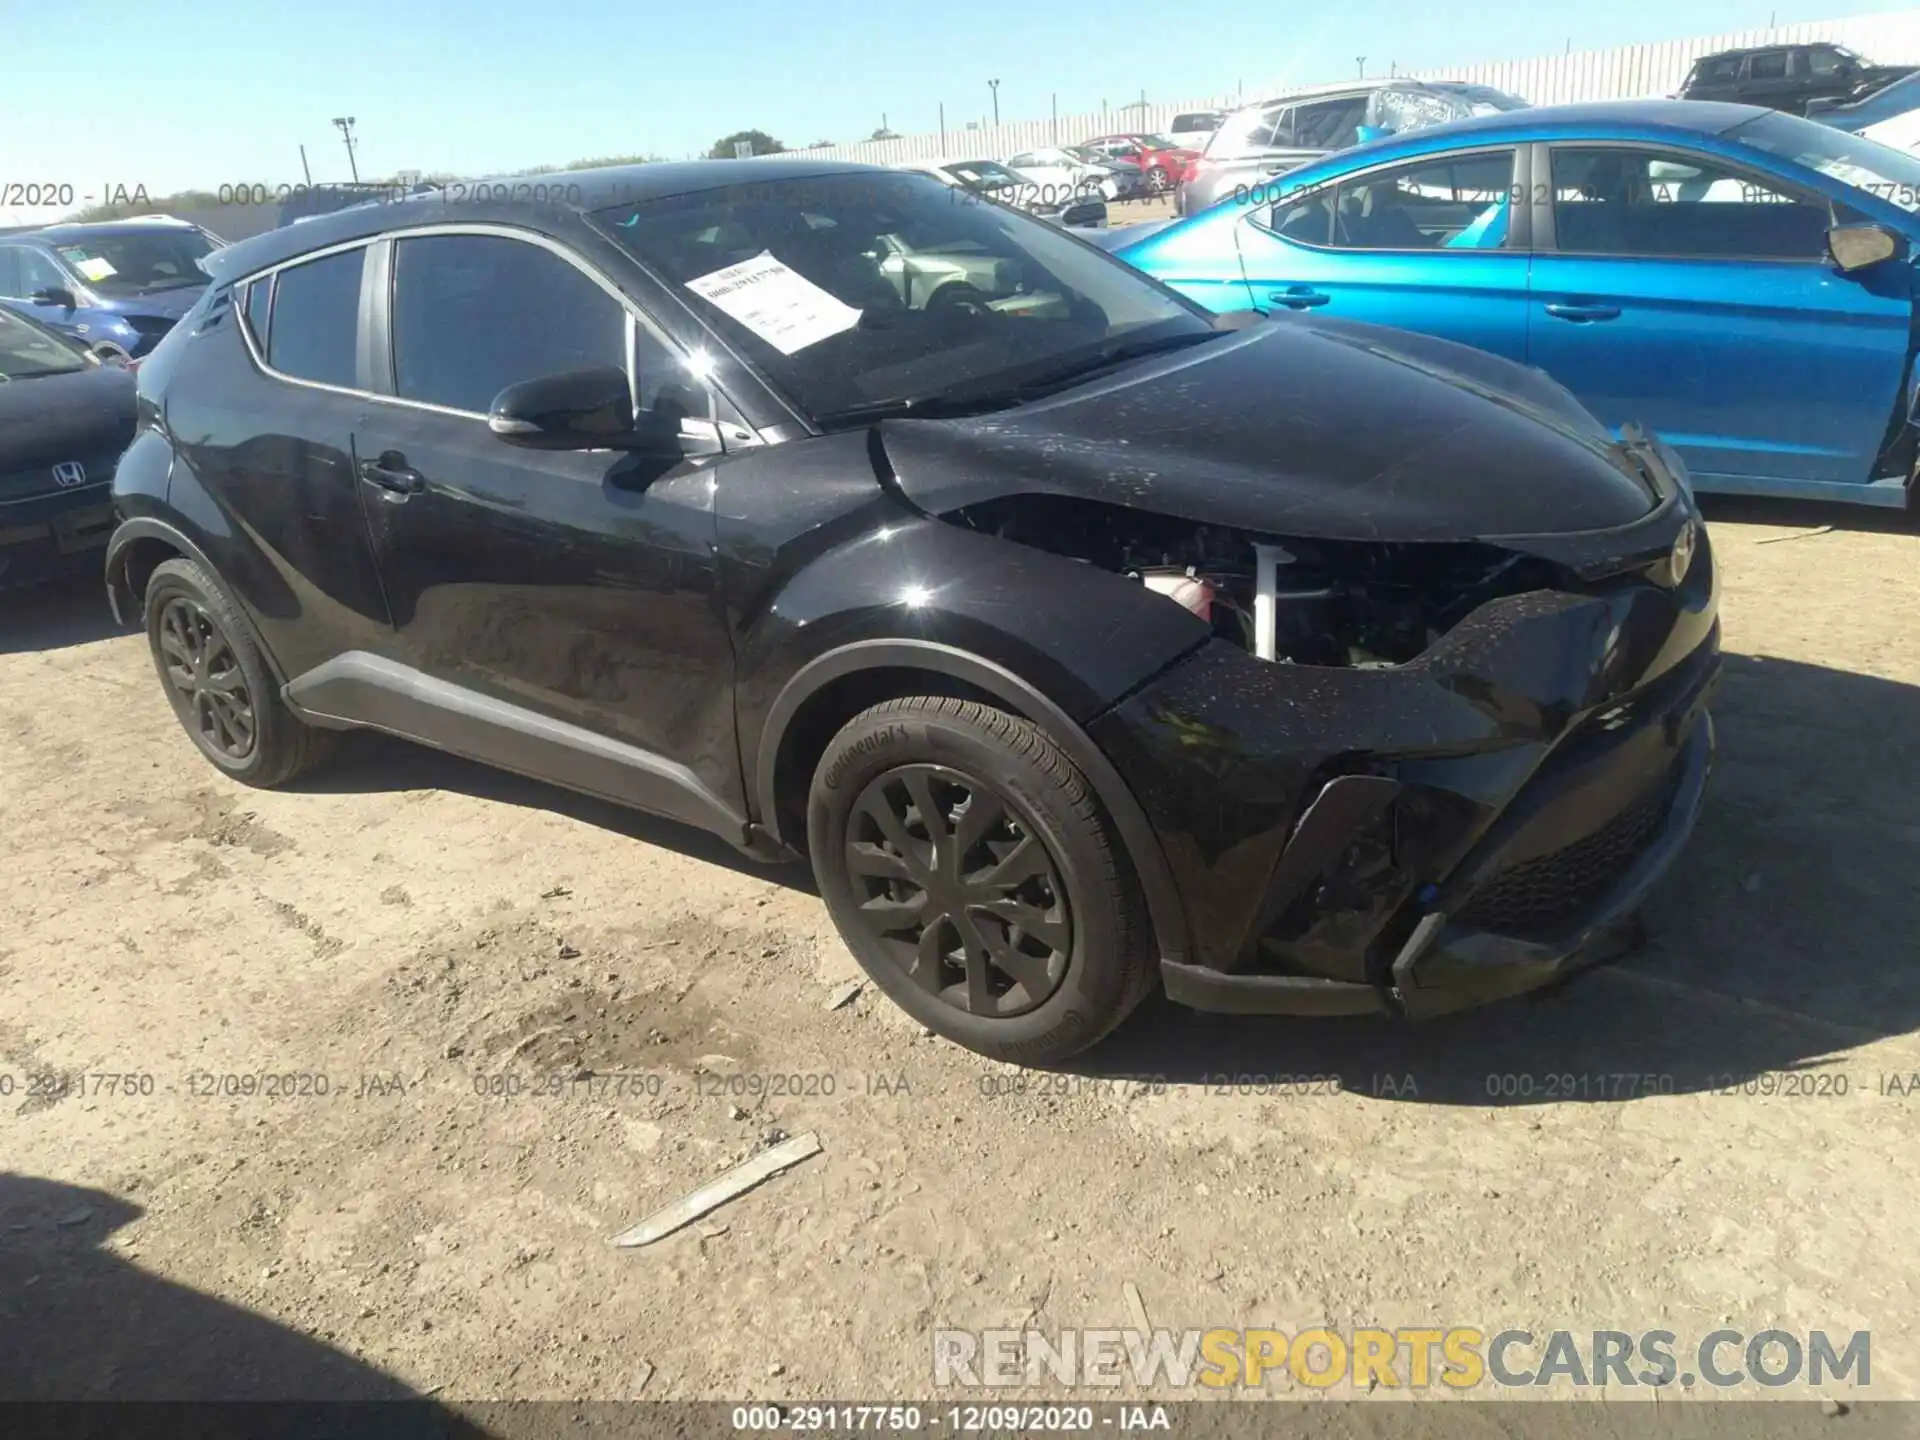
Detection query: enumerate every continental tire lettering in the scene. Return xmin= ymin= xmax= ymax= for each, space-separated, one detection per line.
xmin=820 ymin=722 xmax=911 ymax=791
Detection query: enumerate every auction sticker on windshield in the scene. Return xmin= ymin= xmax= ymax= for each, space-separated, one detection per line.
xmin=686 ymin=250 xmax=862 ymax=354
xmin=69 ymin=256 xmax=118 ymax=282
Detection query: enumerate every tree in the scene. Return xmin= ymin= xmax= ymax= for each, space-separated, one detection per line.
xmin=708 ymin=129 xmax=785 ymax=159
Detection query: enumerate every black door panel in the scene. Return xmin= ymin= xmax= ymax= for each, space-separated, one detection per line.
xmin=349 ymin=406 xmax=742 ymax=817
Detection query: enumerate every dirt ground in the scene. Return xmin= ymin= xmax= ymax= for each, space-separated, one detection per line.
xmin=2 ymin=498 xmax=1918 ymax=1417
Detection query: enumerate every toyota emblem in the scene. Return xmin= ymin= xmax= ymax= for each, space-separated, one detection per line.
xmin=52 ymin=461 xmax=88 ymax=489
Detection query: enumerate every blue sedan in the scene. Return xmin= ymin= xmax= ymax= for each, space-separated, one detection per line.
xmin=1105 ymin=101 xmax=1920 ymax=507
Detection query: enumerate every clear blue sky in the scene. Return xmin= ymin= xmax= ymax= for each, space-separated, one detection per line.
xmin=0 ymin=0 xmax=1910 ymax=219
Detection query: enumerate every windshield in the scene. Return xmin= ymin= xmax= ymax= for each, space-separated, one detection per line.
xmin=0 ymin=306 xmax=93 ymax=380
xmin=1139 ymin=134 xmax=1180 ymax=150
xmin=50 ymin=229 xmax=214 ymax=296
xmin=1731 ymin=110 xmax=1920 ymax=213
xmin=595 ymin=172 xmax=1209 ymax=422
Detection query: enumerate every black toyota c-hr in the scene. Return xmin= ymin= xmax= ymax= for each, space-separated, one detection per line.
xmin=107 ymin=159 xmax=1719 ymax=1064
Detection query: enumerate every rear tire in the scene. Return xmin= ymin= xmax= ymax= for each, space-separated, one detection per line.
xmin=808 ymin=696 xmax=1155 ymax=1065
xmin=143 ymin=557 xmax=336 ymax=788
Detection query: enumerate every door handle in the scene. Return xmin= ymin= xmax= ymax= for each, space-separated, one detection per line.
xmin=1543 ymin=301 xmax=1621 ymax=322
xmin=1269 ymin=286 xmax=1329 ymax=308
xmin=358 ymin=453 xmax=425 ymax=495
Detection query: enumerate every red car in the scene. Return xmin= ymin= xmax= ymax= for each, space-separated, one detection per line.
xmin=1079 ymin=133 xmax=1202 ymax=195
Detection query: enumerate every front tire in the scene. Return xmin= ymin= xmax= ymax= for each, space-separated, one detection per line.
xmin=1145 ymin=165 xmax=1171 ymax=195
xmin=143 ymin=557 xmax=336 ymax=787
xmin=808 ymin=696 xmax=1154 ymax=1064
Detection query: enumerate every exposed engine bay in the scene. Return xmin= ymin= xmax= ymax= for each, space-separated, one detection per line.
xmin=949 ymin=494 xmax=1571 ymax=667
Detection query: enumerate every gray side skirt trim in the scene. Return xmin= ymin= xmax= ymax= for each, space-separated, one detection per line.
xmin=284 ymin=651 xmax=749 ymax=844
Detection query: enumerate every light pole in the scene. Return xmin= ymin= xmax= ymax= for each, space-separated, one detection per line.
xmin=1355 ymin=56 xmax=1366 ymax=78
xmin=988 ymin=78 xmax=1000 ymax=126
xmin=331 ymin=116 xmax=361 ymax=183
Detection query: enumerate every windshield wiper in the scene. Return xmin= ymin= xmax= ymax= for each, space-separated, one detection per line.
xmin=816 ymin=329 xmax=1221 ymax=428
xmin=940 ymin=328 xmax=1220 ymax=405
xmin=816 ymin=392 xmax=1033 ymax=426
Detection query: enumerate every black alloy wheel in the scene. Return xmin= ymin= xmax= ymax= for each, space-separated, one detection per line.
xmin=141 ymin=556 xmax=337 ymax=787
xmin=844 ymin=763 xmax=1071 ymax=1017
xmin=155 ymin=594 xmax=257 ymax=761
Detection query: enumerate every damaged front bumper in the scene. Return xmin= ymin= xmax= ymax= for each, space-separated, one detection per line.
xmin=1088 ymin=459 xmax=1721 ymax=1020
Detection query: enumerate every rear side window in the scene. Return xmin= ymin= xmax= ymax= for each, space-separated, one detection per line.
xmin=1272 ymin=150 xmax=1516 ymax=250
xmin=242 ymin=277 xmax=271 ymax=348
xmin=390 ymin=234 xmax=627 ymax=415
xmin=1292 ymin=97 xmax=1368 ymax=149
xmin=1748 ymin=51 xmax=1789 ymax=80
xmin=267 ymin=248 xmax=364 ymax=388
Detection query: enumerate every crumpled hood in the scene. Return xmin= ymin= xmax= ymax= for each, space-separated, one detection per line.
xmin=880 ymin=316 xmax=1660 ymax=544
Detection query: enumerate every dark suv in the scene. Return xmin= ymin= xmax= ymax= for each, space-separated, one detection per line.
xmin=1678 ymin=42 xmax=1915 ymax=115
xmin=108 ymin=159 xmax=1719 ymax=1063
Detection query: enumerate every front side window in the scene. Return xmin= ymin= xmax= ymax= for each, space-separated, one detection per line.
xmin=1550 ymin=146 xmax=1832 ymax=258
xmin=266 ymin=246 xmax=365 ymax=388
xmin=1805 ymin=46 xmax=1849 ymax=77
xmin=4 ymin=247 xmax=70 ymax=298
xmin=596 ymin=171 xmax=1209 ymax=422
xmin=49 ymin=229 xmax=213 ymax=297
xmin=1690 ymin=56 xmax=1741 ymax=85
xmin=1276 ymin=150 xmax=1516 ymax=250
xmin=390 ymin=234 xmax=628 ymax=415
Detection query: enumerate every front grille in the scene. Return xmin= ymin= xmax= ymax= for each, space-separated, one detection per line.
xmin=1453 ymin=766 xmax=1681 ymax=937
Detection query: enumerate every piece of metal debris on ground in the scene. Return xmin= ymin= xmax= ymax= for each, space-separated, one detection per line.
xmin=610 ymin=1131 xmax=824 ymax=1248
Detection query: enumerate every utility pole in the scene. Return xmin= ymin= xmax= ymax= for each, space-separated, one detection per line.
xmin=988 ymin=78 xmax=1000 ymax=126
xmin=1356 ymin=56 xmax=1366 ymax=78
xmin=331 ymin=116 xmax=360 ymax=183
xmin=298 ymin=144 xmax=312 ymax=186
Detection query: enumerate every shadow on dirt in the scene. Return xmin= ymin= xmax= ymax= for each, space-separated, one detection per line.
xmin=1697 ymin=492 xmax=1915 ymax=534
xmin=0 ymin=575 xmax=123 ymax=655
xmin=0 ymin=1172 xmax=480 ymax=1419
xmin=1084 ymin=649 xmax=1920 ymax=1105
xmin=293 ymin=733 xmax=818 ymax=896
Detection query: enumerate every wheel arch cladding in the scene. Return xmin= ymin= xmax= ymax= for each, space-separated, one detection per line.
xmin=104 ymin=517 xmax=205 ymax=629
xmin=754 ymin=640 xmax=1194 ymax=967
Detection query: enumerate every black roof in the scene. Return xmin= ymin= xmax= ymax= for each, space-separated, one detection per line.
xmin=1693 ymin=40 xmax=1849 ymax=61
xmin=202 ymin=157 xmax=880 ymax=284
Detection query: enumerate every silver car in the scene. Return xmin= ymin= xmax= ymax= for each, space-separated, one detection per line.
xmin=1176 ymin=79 xmax=1528 ymax=216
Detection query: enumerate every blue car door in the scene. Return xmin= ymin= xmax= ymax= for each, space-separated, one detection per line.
xmin=1527 ymin=142 xmax=1914 ymax=494
xmin=1230 ymin=144 xmax=1533 ymax=364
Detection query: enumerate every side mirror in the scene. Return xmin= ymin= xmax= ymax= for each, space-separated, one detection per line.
xmin=1828 ymin=222 xmax=1902 ymax=272
xmin=31 ymin=286 xmax=77 ymax=309
xmin=487 ymin=366 xmax=719 ymax=456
